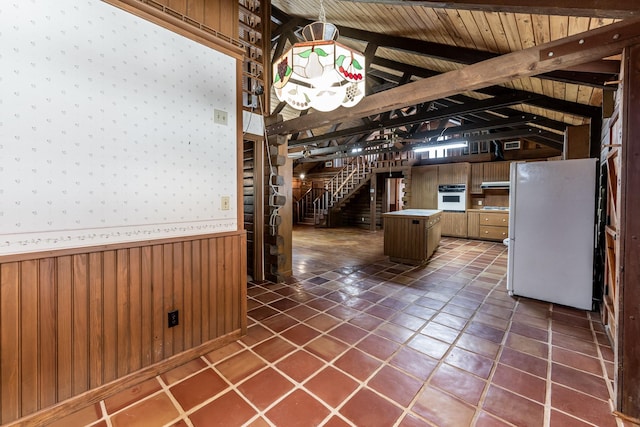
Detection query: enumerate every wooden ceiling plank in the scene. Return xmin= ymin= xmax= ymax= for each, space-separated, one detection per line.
xmin=482 ymin=10 xmax=510 ymax=53
xmin=336 ymin=0 xmax=640 ymax=19
xmin=457 ymin=10 xmax=487 ymax=51
xmin=499 ymin=11 xmax=523 ymax=52
xmin=550 ymin=15 xmax=570 ymax=103
xmin=405 ymin=7 xmax=446 ymax=50
xmin=419 ymin=7 xmax=455 ymax=46
xmin=565 ymin=80 xmax=580 ymax=104
xmin=589 ymin=17 xmax=618 ymax=30
xmin=440 ymin=9 xmax=476 ymax=49
xmin=267 ymin=17 xmax=640 ymax=136
xmin=469 ymin=10 xmax=500 ymax=53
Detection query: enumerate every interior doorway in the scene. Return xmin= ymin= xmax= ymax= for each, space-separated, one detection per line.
xmin=385 ymin=177 xmax=404 ymax=213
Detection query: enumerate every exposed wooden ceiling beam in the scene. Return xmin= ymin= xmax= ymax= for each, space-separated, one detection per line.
xmin=295 ymin=126 xmax=563 ymax=162
xmin=339 ymin=25 xmax=616 ymax=89
xmin=337 ymin=0 xmax=640 ymax=19
xmin=371 ymin=56 xmax=602 ymax=118
xmin=288 ymin=93 xmax=537 ymax=147
xmin=299 ymin=114 xmax=545 ymax=157
xmin=267 ymin=17 xmax=640 ymax=136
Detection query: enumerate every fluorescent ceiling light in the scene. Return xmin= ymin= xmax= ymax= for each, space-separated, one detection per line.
xmin=351 ymin=147 xmax=363 ymax=153
xmin=412 ymin=141 xmax=468 ymax=153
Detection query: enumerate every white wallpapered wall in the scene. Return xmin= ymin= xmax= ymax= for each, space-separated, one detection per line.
xmin=0 ymin=0 xmax=238 ymax=255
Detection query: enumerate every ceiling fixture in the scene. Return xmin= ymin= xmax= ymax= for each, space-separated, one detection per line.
xmin=412 ymin=140 xmax=468 ymax=153
xmin=272 ymin=0 xmax=366 ymax=112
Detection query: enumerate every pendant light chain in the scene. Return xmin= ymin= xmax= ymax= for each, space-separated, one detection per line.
xmin=319 ymin=0 xmax=327 ymax=23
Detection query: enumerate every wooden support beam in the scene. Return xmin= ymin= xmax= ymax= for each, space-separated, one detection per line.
xmin=267 ymin=17 xmax=640 ymax=136
xmin=338 ymin=0 xmax=640 ymax=19
xmin=619 ymin=43 xmax=640 ymax=422
xmin=289 ymin=93 xmax=538 ymax=146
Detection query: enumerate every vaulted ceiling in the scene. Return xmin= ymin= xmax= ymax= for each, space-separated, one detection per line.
xmin=267 ymin=0 xmax=639 ymax=170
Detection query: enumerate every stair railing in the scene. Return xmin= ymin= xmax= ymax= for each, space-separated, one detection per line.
xmin=313 ymin=189 xmax=329 ymax=226
xmin=312 ymin=157 xmax=373 ymax=225
xmin=325 ymin=157 xmax=370 ymax=204
xmin=295 ymin=188 xmax=313 ymax=224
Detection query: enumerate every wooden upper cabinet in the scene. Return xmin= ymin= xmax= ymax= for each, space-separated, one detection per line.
xmin=470 ymin=163 xmax=484 ymax=194
xmin=438 ymin=163 xmax=469 ymax=185
xmin=564 ymin=124 xmax=591 ymax=160
xmin=409 ymin=165 xmax=438 ymax=209
xmin=483 ymin=162 xmax=510 ymax=182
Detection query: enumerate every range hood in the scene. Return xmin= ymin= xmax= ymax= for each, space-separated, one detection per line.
xmin=480 ymin=181 xmax=510 ymax=189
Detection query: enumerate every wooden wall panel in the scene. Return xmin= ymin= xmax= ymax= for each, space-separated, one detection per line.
xmin=20 ymin=261 xmax=39 ymax=416
xmin=56 ymin=256 xmax=73 ymax=402
xmin=0 ymin=231 xmax=246 ymax=424
xmin=88 ymin=253 xmax=104 ymax=389
xmin=153 ymin=0 xmax=239 ymax=39
xmin=72 ymin=254 xmax=89 ymax=396
xmin=39 ymin=259 xmax=57 ymax=408
xmin=1 ymin=263 xmax=20 ymax=421
xmin=103 ymin=251 xmax=118 ymax=383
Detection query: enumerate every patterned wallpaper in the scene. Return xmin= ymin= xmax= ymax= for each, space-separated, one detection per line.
xmin=0 ymin=0 xmax=238 ymax=255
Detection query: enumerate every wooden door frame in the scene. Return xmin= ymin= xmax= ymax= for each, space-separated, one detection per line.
xmin=617 ymin=43 xmax=640 ymax=421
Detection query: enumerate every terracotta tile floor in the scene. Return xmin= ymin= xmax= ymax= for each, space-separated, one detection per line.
xmin=52 ymin=227 xmax=622 ymax=426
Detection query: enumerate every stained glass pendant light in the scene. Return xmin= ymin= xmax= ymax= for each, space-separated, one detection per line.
xmin=272 ymin=0 xmax=366 ymax=112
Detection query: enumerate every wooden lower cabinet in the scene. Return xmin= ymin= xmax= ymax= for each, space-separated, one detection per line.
xmin=479 ymin=225 xmax=509 ymax=240
xmin=467 ymin=210 xmax=509 ymax=241
xmin=467 ymin=211 xmax=480 ymax=238
xmin=441 ymin=211 xmax=468 ymax=238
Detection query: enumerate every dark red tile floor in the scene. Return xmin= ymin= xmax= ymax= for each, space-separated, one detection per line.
xmin=49 ymin=227 xmax=623 ymax=426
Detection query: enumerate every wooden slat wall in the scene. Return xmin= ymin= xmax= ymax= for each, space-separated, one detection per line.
xmin=0 ymin=232 xmax=246 ymax=424
xmin=156 ymin=0 xmax=239 ymax=39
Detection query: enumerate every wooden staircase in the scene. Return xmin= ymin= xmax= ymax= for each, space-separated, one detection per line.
xmin=313 ymin=157 xmax=373 ymax=227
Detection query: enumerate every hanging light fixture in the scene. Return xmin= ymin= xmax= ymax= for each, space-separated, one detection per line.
xmin=272 ymin=0 xmax=366 ymax=112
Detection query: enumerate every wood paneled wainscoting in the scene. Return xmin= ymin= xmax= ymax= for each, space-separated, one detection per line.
xmin=0 ymin=231 xmax=247 ymax=425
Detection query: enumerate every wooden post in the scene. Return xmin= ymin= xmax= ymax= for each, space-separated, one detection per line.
xmin=618 ymin=43 xmax=640 ymax=422
xmin=370 ymin=173 xmax=377 ymax=231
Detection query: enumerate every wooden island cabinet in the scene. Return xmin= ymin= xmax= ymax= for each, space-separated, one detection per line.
xmin=383 ymin=209 xmax=442 ymax=265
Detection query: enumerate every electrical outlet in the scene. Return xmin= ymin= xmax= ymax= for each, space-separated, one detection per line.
xmin=221 ymin=196 xmax=230 ymax=210
xmin=168 ymin=310 xmax=179 ymax=328
xmin=213 ymin=109 xmax=228 ymax=125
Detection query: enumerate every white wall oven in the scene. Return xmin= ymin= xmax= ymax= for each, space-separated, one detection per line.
xmin=437 ymin=184 xmax=467 ymax=211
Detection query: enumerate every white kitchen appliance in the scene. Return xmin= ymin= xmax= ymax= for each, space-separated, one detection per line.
xmin=437 ymin=184 xmax=467 ymax=212
xmin=506 ymin=158 xmax=597 ymax=310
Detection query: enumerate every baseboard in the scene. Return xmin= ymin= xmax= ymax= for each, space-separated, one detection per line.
xmin=5 ymin=330 xmax=244 ymax=427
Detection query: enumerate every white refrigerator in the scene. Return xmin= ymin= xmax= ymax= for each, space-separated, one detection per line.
xmin=506 ymin=158 xmax=597 ymax=310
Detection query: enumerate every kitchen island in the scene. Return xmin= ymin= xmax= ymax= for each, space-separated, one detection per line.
xmin=383 ymin=209 xmax=442 ymax=265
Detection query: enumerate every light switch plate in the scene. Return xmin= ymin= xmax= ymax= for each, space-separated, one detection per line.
xmin=214 ymin=109 xmax=228 ymax=125
xmin=221 ymin=196 xmax=230 ymax=210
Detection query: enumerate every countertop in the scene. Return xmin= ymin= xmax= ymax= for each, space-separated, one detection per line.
xmin=467 ymin=208 xmax=510 ymax=213
xmin=382 ymin=209 xmax=442 ymax=217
